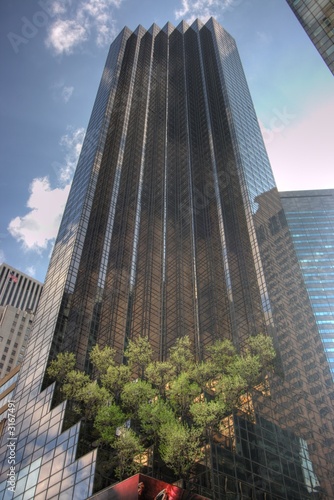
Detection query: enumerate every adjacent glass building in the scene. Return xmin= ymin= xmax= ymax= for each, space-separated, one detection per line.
xmin=280 ymin=189 xmax=334 ymax=379
xmin=286 ymin=0 xmax=334 ymax=74
xmin=0 ymin=19 xmax=333 ymax=499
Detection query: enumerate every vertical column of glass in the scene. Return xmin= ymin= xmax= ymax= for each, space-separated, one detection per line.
xmin=207 ymin=19 xmax=275 ymax=342
xmin=165 ymin=25 xmax=198 ymax=355
xmin=160 ymin=24 xmax=172 ymax=360
xmin=180 ymin=23 xmax=201 ymax=358
xmin=190 ymin=21 xmax=236 ymax=349
xmin=129 ymin=27 xmax=168 ymax=358
xmin=95 ymin=27 xmax=155 ymax=359
xmin=64 ymin=29 xmax=147 ymax=369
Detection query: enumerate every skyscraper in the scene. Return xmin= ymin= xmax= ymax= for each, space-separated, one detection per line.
xmin=0 ymin=306 xmax=35 ymax=377
xmin=286 ymin=0 xmax=334 ymax=74
xmin=0 ymin=264 xmax=43 ymax=314
xmin=0 ymin=18 xmax=333 ymax=499
xmin=0 ymin=265 xmax=42 ymax=377
xmin=280 ymin=189 xmax=334 ymax=379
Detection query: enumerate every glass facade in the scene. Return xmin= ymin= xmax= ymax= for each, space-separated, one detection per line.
xmin=286 ymin=0 xmax=334 ymax=74
xmin=280 ymin=189 xmax=334 ymax=379
xmin=0 ymin=19 xmax=333 ymax=499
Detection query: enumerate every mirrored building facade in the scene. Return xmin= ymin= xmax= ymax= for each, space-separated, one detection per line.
xmin=280 ymin=189 xmax=334 ymax=380
xmin=286 ymin=0 xmax=334 ymax=74
xmin=0 ymin=19 xmax=333 ymax=499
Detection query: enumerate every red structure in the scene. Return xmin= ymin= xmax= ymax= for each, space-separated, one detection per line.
xmin=89 ymin=473 xmax=210 ymax=499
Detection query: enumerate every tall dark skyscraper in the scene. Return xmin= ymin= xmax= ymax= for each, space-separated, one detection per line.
xmin=0 ymin=18 xmax=333 ymax=499
xmin=286 ymin=0 xmax=334 ymax=74
xmin=280 ymin=189 xmax=334 ymax=379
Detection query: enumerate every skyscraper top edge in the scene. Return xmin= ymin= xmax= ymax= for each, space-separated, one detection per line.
xmin=176 ymin=19 xmax=190 ymax=33
xmin=162 ymin=21 xmax=175 ymax=35
xmin=123 ymin=17 xmax=227 ymax=39
xmin=148 ymin=23 xmax=161 ymax=36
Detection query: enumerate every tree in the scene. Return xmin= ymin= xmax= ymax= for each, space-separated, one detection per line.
xmin=215 ymin=373 xmax=248 ymax=411
xmin=80 ymin=382 xmax=111 ymax=420
xmin=121 ymin=380 xmax=157 ymax=416
xmin=226 ymin=354 xmax=262 ymax=388
xmin=190 ymin=399 xmax=226 ymax=439
xmin=90 ymin=345 xmax=116 ymax=377
xmin=47 ymin=352 xmax=76 ymax=383
xmin=124 ymin=336 xmax=153 ymax=379
xmin=62 ymin=370 xmax=91 ymax=401
xmin=101 ymin=364 xmax=131 ymax=402
xmin=159 ymin=419 xmax=203 ymax=479
xmin=190 ymin=361 xmax=216 ymax=393
xmin=114 ymin=429 xmax=144 ymax=480
xmin=47 ymin=333 xmax=276 ymax=484
xmin=247 ymin=333 xmax=276 ymax=370
xmin=168 ymin=373 xmax=200 ymax=420
xmin=206 ymin=338 xmax=237 ymax=376
xmin=168 ymin=336 xmax=194 ymax=375
xmin=138 ymin=399 xmax=175 ymax=443
xmin=145 ymin=361 xmax=175 ymax=399
xmin=94 ymin=404 xmax=127 ymax=446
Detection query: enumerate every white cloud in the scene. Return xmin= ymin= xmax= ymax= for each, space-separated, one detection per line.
xmin=0 ymin=249 xmax=5 ymax=265
xmin=61 ymin=85 xmax=74 ymax=103
xmin=8 ymin=178 xmax=70 ymax=252
xmin=52 ymin=81 xmax=74 ymax=103
xmin=45 ymin=0 xmax=122 ymax=55
xmin=175 ymin=0 xmax=240 ymax=24
xmin=25 ymin=265 xmax=36 ymax=277
xmin=55 ymin=127 xmax=85 ymax=184
xmin=8 ymin=125 xmax=85 ymax=253
xmin=46 ymin=19 xmax=88 ymax=55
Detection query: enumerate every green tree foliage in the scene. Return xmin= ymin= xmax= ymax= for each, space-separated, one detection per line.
xmin=62 ymin=370 xmax=91 ymax=401
xmin=226 ymin=354 xmax=262 ymax=388
xmin=124 ymin=336 xmax=153 ymax=379
xmin=190 ymin=361 xmax=216 ymax=392
xmin=48 ymin=333 xmax=276 ymax=482
xmin=190 ymin=399 xmax=226 ymax=438
xmin=113 ymin=429 xmax=144 ymax=480
xmin=159 ymin=419 xmax=203 ymax=478
xmin=215 ymin=373 xmax=248 ymax=411
xmin=138 ymin=399 xmax=175 ymax=442
xmin=168 ymin=335 xmax=194 ymax=375
xmin=101 ymin=364 xmax=131 ymax=402
xmin=206 ymin=338 xmax=237 ymax=375
xmin=47 ymin=352 xmax=76 ymax=383
xmin=94 ymin=404 xmax=127 ymax=446
xmin=80 ymin=382 xmax=111 ymax=420
xmin=121 ymin=380 xmax=157 ymax=416
xmin=145 ymin=361 xmax=175 ymax=399
xmin=89 ymin=344 xmax=116 ymax=377
xmin=247 ymin=333 xmax=276 ymax=370
xmin=168 ymin=373 xmax=200 ymax=420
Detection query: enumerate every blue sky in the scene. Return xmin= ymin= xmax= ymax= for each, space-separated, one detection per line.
xmin=1 ymin=0 xmax=333 ymax=283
